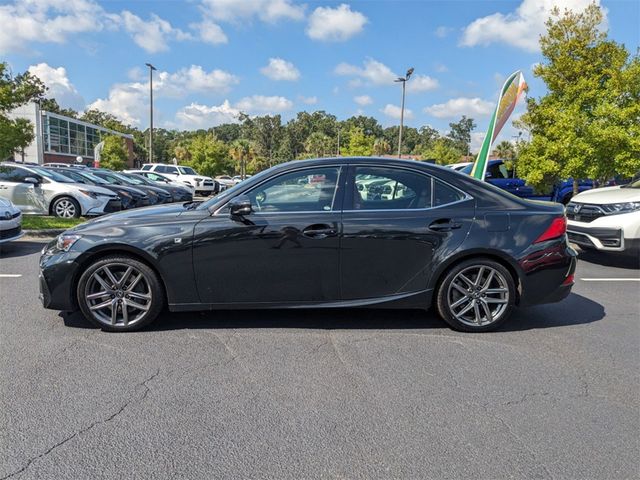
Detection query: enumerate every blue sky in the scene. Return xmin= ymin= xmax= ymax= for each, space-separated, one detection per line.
xmin=2 ymin=0 xmax=638 ymax=149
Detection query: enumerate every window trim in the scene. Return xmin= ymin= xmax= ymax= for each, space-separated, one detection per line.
xmin=214 ymin=165 xmax=345 ymax=216
xmin=343 ymin=164 xmax=473 ymax=213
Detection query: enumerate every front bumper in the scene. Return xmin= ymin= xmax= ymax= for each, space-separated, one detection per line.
xmin=568 ymin=211 xmax=640 ymax=252
xmin=39 ymin=244 xmax=82 ymax=311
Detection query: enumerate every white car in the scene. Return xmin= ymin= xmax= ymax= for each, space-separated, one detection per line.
xmin=447 ymin=161 xmax=473 ymax=171
xmin=123 ymin=170 xmax=195 ymax=195
xmin=140 ymin=163 xmax=218 ymax=196
xmin=0 ymin=197 xmax=23 ymax=243
xmin=566 ymin=178 xmax=640 ymax=253
xmin=0 ymin=163 xmax=121 ymax=218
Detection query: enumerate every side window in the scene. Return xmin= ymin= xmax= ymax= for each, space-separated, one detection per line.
xmin=141 ymin=165 xmax=152 ymax=171
xmin=155 ymin=165 xmax=166 ymax=173
xmin=0 ymin=167 xmax=30 ymax=182
xmin=433 ymin=180 xmax=466 ymax=207
xmin=0 ymin=166 xmax=16 ymax=181
xmin=352 ymin=166 xmax=430 ymax=210
xmin=165 ymin=166 xmax=178 ymax=174
xmin=487 ymin=163 xmax=508 ymax=179
xmin=246 ymin=167 xmax=340 ymax=213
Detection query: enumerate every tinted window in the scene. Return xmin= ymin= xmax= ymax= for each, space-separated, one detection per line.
xmin=141 ymin=165 xmax=152 ymax=171
xmin=487 ymin=162 xmax=510 ymax=179
xmin=165 ymin=166 xmax=178 ymax=174
xmin=178 ymin=166 xmax=196 ymax=175
xmin=0 ymin=166 xmax=30 ymax=182
xmin=352 ymin=166 xmax=431 ymax=210
xmin=247 ymin=167 xmax=340 ymax=213
xmin=433 ymin=180 xmax=465 ymax=206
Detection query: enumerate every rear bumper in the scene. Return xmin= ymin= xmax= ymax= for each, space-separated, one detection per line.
xmin=518 ymin=241 xmax=577 ymax=306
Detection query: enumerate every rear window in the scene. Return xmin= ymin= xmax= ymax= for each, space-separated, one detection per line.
xmin=433 ymin=180 xmax=466 ymax=206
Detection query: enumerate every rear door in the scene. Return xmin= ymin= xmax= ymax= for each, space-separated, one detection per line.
xmin=340 ymin=165 xmax=475 ymax=300
xmin=0 ymin=166 xmax=47 ymax=214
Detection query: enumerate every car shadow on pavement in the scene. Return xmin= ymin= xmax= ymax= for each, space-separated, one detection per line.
xmin=61 ymin=292 xmax=604 ymax=333
xmin=0 ymin=240 xmax=45 ymax=259
xmin=576 ymin=249 xmax=639 ymax=270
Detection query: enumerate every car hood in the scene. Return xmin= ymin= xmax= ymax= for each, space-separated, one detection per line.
xmin=64 ymin=182 xmax=117 ymax=197
xmin=572 ymin=186 xmax=640 ymax=204
xmin=0 ymin=196 xmax=15 ymax=208
xmin=69 ymin=203 xmax=198 ymax=233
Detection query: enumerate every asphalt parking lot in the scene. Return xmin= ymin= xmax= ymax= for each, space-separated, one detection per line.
xmin=1 ymin=239 xmax=638 ymax=479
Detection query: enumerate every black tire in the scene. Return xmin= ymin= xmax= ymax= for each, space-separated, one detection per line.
xmin=435 ymin=258 xmax=516 ymax=332
xmin=51 ymin=196 xmax=81 ymax=218
xmin=77 ymin=255 xmax=165 ymax=332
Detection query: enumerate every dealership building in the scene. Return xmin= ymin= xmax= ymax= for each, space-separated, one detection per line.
xmin=7 ymin=102 xmax=135 ymax=167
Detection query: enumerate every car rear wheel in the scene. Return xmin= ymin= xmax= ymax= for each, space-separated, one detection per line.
xmin=52 ymin=196 xmax=80 ymax=218
xmin=436 ymin=258 xmax=516 ymax=332
xmin=77 ymin=255 xmax=165 ymax=332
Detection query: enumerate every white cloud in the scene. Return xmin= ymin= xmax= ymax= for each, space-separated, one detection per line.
xmin=174 ymin=101 xmax=241 ymax=129
xmin=406 ymin=75 xmax=439 ymax=93
xmin=260 ymin=58 xmax=300 ymax=81
xmin=471 ymin=131 xmax=487 ymax=153
xmin=434 ymin=26 xmax=452 ymax=38
xmin=299 ymin=95 xmax=318 ymax=105
xmin=381 ymin=104 xmax=413 ymax=120
xmin=353 ymin=95 xmax=373 ymax=106
xmin=424 ymin=97 xmax=494 ymax=119
xmin=190 ymin=19 xmax=228 ymax=45
xmin=460 ymin=0 xmax=606 ymax=52
xmin=0 ymin=0 xmax=106 ymax=54
xmin=199 ymin=0 xmax=304 ymax=23
xmin=434 ymin=63 xmax=448 ymax=73
xmin=235 ymin=95 xmax=293 ymax=114
xmin=88 ymin=65 xmax=239 ymax=126
xmin=116 ymin=10 xmax=192 ymax=53
xmin=28 ymin=63 xmax=85 ymax=111
xmin=307 ymin=4 xmax=368 ymax=42
xmin=335 ymin=58 xmax=396 ymax=86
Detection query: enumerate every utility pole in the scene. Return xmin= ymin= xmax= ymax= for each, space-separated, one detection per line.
xmin=395 ymin=67 xmax=414 ymax=159
xmin=337 ymin=129 xmax=340 ymax=156
xmin=145 ymin=63 xmax=157 ymax=163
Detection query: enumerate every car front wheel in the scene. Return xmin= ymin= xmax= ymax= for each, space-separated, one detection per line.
xmin=436 ymin=258 xmax=516 ymax=332
xmin=77 ymin=255 xmax=165 ymax=332
xmin=52 ymin=196 xmax=80 ymax=218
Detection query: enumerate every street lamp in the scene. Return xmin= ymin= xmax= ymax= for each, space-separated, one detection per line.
xmin=145 ymin=63 xmax=157 ymax=163
xmin=395 ymin=67 xmax=414 ymax=158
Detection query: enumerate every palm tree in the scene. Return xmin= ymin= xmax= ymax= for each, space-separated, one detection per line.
xmin=373 ymin=138 xmax=391 ymax=156
xmin=304 ymin=132 xmax=331 ymax=158
xmin=229 ymin=139 xmax=254 ymax=179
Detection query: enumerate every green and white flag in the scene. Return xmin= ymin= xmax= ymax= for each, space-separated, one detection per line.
xmin=471 ymin=70 xmax=527 ymax=180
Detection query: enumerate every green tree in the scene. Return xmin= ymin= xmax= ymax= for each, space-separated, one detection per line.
xmin=342 ymin=126 xmax=374 ymax=156
xmin=382 ymin=126 xmax=421 ymax=155
xmin=241 ymin=114 xmax=283 ymax=167
xmin=229 ymin=139 xmax=255 ymax=178
xmin=184 ymin=133 xmax=231 ymax=177
xmin=39 ymin=98 xmax=78 ymax=118
xmin=422 ymin=138 xmax=462 ymax=165
xmin=99 ymin=135 xmax=127 ymax=171
xmin=373 ymin=137 xmax=391 ymax=156
xmin=304 ymin=131 xmax=332 ymax=157
xmin=0 ymin=62 xmax=45 ymax=160
xmin=447 ymin=116 xmax=476 ymax=155
xmin=517 ymin=4 xmax=640 ymax=193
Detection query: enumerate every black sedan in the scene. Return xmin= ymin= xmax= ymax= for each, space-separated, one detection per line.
xmin=119 ymin=172 xmax=193 ymax=202
xmin=47 ymin=167 xmax=151 ymax=209
xmin=91 ymin=170 xmax=173 ymax=204
xmin=40 ymin=157 xmax=577 ymax=332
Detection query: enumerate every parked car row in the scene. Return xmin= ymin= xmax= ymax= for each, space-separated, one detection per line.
xmin=0 ymin=162 xmax=196 ymax=218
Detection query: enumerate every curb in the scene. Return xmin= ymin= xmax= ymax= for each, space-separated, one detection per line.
xmin=23 ymin=229 xmax=65 ymax=237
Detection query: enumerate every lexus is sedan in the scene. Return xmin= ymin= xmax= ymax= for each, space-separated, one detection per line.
xmin=39 ymin=157 xmax=577 ymax=333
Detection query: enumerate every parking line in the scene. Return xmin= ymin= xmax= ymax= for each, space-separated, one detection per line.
xmin=580 ymin=278 xmax=640 ymax=282
xmin=0 ymin=274 xmax=22 ymax=278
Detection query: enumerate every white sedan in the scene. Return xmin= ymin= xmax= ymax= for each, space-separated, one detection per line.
xmin=0 ymin=197 xmax=24 ymax=243
xmin=566 ymin=178 xmax=640 ymax=253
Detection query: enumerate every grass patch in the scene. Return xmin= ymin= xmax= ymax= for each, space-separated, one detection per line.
xmin=22 ymin=215 xmax=86 ymax=230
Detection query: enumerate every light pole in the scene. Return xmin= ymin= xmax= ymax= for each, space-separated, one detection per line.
xmin=145 ymin=63 xmax=157 ymax=163
xmin=395 ymin=67 xmax=414 ymax=158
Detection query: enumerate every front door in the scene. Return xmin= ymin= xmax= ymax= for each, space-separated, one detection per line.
xmin=341 ymin=165 xmax=475 ymax=300
xmin=0 ymin=166 xmax=47 ymax=214
xmin=193 ymin=166 xmax=344 ymax=305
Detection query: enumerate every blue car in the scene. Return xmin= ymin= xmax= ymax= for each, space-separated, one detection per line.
xmin=459 ymin=160 xmax=596 ymax=204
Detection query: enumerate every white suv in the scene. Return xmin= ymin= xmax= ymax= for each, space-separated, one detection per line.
xmin=567 ymin=179 xmax=640 ymax=254
xmin=141 ymin=164 xmax=218 ymax=196
xmin=0 ymin=163 xmax=120 ymax=218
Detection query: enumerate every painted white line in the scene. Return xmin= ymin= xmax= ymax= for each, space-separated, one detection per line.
xmin=580 ymin=278 xmax=640 ymax=282
xmin=0 ymin=274 xmax=22 ymax=278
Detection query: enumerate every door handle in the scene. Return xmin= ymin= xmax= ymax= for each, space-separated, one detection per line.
xmin=302 ymin=224 xmax=337 ymax=238
xmin=428 ymin=219 xmax=462 ymax=232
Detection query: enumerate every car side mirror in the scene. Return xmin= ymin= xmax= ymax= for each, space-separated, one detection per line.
xmin=228 ymin=195 xmax=252 ymax=217
xmin=24 ymin=176 xmax=40 ymax=185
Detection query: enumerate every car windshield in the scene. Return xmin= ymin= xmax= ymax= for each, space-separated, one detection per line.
xmin=178 ymin=166 xmax=197 ymax=175
xmin=79 ymin=172 xmax=109 ymax=184
xmin=34 ymin=167 xmax=74 ymax=183
xmin=622 ymin=179 xmax=640 ymax=188
xmin=112 ymin=173 xmax=142 ymax=185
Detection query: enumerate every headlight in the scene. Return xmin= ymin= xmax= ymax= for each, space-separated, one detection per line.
xmin=601 ymin=202 xmax=640 ymax=214
xmin=79 ymin=189 xmax=98 ymax=199
xmin=56 ymin=234 xmax=82 ymax=252
xmin=118 ymin=190 xmax=132 ymax=198
xmin=183 ymin=181 xmax=192 ymax=186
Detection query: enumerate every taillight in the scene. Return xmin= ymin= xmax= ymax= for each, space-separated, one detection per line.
xmin=562 ymin=274 xmax=574 ymax=286
xmin=534 ymin=216 xmax=567 ymax=243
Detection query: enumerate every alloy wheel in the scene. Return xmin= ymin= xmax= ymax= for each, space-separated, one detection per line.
xmin=447 ymin=265 xmax=510 ymax=327
xmin=55 ymin=199 xmax=76 ymax=218
xmin=84 ymin=263 xmax=152 ymax=328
